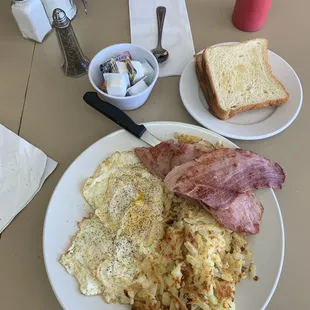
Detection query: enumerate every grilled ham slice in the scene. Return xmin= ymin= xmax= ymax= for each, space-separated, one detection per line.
xmin=135 ymin=142 xmax=285 ymax=234
xmin=134 ymin=140 xmax=213 ymax=179
xmin=201 ymin=192 xmax=264 ymax=234
xmin=165 ymin=148 xmax=285 ymax=209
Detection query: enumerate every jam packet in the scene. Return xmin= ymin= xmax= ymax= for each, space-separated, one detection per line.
xmin=124 ymin=57 xmax=137 ymax=85
xmin=99 ymin=51 xmax=132 ymax=73
xmin=98 ymin=81 xmax=107 ymax=92
xmin=114 ymin=51 xmax=132 ymax=62
xmin=99 ymin=57 xmax=119 ymax=73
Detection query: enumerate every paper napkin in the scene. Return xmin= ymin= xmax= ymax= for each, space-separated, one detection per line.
xmin=129 ymin=0 xmax=195 ymax=77
xmin=0 ymin=125 xmax=57 ymax=233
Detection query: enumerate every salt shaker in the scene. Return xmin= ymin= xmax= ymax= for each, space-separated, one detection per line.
xmin=11 ymin=0 xmax=52 ymax=43
xmin=52 ymin=8 xmax=90 ymax=78
xmin=232 ymin=0 xmax=272 ymax=32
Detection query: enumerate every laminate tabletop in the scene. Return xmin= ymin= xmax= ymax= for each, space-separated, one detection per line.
xmin=0 ymin=0 xmax=309 ymax=309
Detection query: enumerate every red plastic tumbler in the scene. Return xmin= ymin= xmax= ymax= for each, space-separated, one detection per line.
xmin=232 ymin=0 xmax=272 ymax=32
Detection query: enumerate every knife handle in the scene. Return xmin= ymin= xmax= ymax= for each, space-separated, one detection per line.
xmin=83 ymin=92 xmax=146 ymax=138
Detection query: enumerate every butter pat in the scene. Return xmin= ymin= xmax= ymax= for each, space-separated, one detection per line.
xmin=141 ymin=60 xmax=155 ymax=85
xmin=103 ymin=73 xmax=129 ymax=97
xmin=127 ymin=78 xmax=148 ymax=96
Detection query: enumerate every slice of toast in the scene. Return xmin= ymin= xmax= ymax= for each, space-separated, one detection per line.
xmin=199 ymin=38 xmax=289 ymax=120
xmin=195 ymin=53 xmax=222 ymax=118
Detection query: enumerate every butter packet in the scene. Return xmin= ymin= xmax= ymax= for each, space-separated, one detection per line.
xmin=103 ymin=73 xmax=130 ymax=97
xmin=131 ymin=61 xmax=145 ymax=84
xmin=127 ymin=77 xmax=148 ymax=96
xmin=116 ymin=61 xmax=128 ymax=75
xmin=141 ymin=59 xmax=155 ymax=85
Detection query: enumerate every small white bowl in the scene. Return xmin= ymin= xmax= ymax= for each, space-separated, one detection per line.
xmin=88 ymin=43 xmax=159 ymax=111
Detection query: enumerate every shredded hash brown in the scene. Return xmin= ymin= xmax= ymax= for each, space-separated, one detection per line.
xmin=126 ymin=192 xmax=254 ymax=310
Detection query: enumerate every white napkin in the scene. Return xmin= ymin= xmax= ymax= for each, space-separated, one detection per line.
xmin=0 ymin=125 xmax=57 ymax=233
xmin=129 ymin=0 xmax=195 ymax=77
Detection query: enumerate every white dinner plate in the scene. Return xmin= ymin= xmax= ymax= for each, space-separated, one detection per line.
xmin=43 ymin=121 xmax=285 ymax=310
xmin=180 ymin=43 xmax=303 ymax=140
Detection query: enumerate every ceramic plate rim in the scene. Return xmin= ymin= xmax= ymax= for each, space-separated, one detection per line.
xmin=180 ymin=42 xmax=303 ymax=140
xmin=43 ymin=121 xmax=285 ymax=310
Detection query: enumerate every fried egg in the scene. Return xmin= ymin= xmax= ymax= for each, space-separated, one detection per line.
xmin=83 ymin=151 xmax=143 ymax=210
xmin=60 ymin=214 xmax=109 ymax=296
xmin=61 ymin=151 xmax=167 ymax=303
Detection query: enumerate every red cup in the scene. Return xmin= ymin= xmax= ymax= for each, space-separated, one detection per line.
xmin=232 ymin=0 xmax=272 ymax=32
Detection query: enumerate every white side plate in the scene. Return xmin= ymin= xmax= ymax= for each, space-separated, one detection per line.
xmin=180 ymin=43 xmax=303 ymax=140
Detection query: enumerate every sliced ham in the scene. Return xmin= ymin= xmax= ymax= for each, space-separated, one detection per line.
xmin=134 ymin=140 xmax=213 ymax=179
xmin=165 ymin=148 xmax=285 ymax=209
xmin=135 ymin=142 xmax=285 ymax=234
xmin=201 ymin=192 xmax=264 ymax=235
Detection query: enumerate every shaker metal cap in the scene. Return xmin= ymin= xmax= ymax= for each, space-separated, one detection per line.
xmin=52 ymin=8 xmax=70 ymax=28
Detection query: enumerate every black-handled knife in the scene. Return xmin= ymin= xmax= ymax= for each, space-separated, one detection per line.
xmin=83 ymin=92 xmax=161 ymax=146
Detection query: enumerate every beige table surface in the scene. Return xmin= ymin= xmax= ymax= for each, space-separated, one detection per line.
xmin=0 ymin=0 xmax=309 ymax=309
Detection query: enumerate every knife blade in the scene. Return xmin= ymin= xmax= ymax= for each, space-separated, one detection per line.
xmin=83 ymin=92 xmax=161 ymax=147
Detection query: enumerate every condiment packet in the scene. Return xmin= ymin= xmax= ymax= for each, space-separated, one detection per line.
xmin=116 ymin=61 xmax=128 ymax=74
xmin=124 ymin=57 xmax=137 ymax=85
xmin=131 ymin=61 xmax=145 ymax=84
xmin=98 ymin=51 xmax=147 ymax=92
xmin=98 ymin=81 xmax=107 ymax=92
xmin=114 ymin=51 xmax=132 ymax=61
xmin=99 ymin=51 xmax=132 ymax=72
xmin=126 ymin=77 xmax=148 ymax=96
xmin=100 ymin=57 xmax=119 ymax=73
xmin=103 ymin=73 xmax=130 ymax=97
xmin=141 ymin=59 xmax=155 ymax=85
xmin=116 ymin=60 xmax=145 ymax=85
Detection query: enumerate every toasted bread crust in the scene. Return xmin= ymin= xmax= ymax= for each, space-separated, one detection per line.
xmin=195 ymin=53 xmax=226 ymax=118
xmin=200 ymin=53 xmax=230 ymax=119
xmin=197 ymin=39 xmax=290 ymax=120
xmin=195 ymin=54 xmax=212 ymax=109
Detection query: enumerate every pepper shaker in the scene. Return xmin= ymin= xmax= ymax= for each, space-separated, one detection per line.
xmin=52 ymin=8 xmax=90 ymax=78
xmin=42 ymin=0 xmax=77 ymax=23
